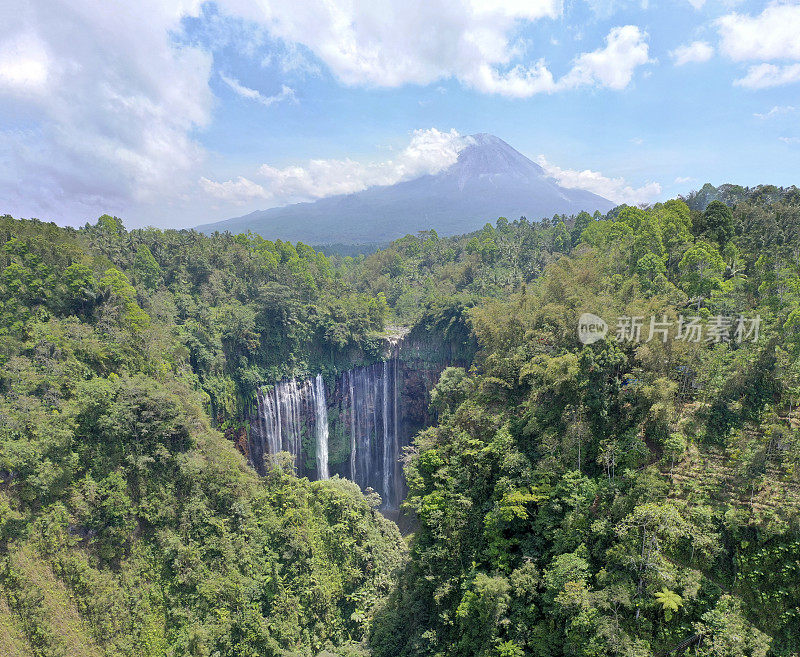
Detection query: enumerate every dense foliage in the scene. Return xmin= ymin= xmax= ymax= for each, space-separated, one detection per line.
xmin=3 ymin=182 xmax=800 ymax=656
xmin=370 ymin=190 xmax=800 ymax=657
xmin=342 ymin=215 xmax=594 ymax=322
xmin=0 ymin=215 xmax=404 ymax=656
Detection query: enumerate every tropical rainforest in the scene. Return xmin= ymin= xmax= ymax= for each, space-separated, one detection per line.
xmin=2 ymin=182 xmax=800 ymax=656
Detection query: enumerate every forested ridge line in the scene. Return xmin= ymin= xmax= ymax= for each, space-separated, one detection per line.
xmin=1 ymin=181 xmax=800 ymax=656
xmin=0 ymin=212 xmax=406 ymax=656
xmin=369 ymin=188 xmax=800 ymax=657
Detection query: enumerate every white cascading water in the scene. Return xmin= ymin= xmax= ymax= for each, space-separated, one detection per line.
xmin=254 ymin=377 xmax=327 ymax=477
xmin=382 ymin=360 xmax=391 ymax=505
xmin=348 ymin=371 xmax=356 ymax=481
xmin=342 ymin=360 xmax=399 ymax=508
xmin=314 ymin=374 xmax=330 ymax=480
xmin=252 ymin=357 xmax=402 ymax=508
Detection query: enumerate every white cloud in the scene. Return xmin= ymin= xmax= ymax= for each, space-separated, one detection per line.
xmin=779 ymin=136 xmax=800 ymax=145
xmin=219 ymin=73 xmax=296 ymax=107
xmin=0 ymin=33 xmax=50 ymax=93
xmin=754 ymin=105 xmax=797 ymax=119
xmin=221 ymin=1 xmax=648 ymax=97
xmin=0 ymin=0 xmax=213 ymax=224
xmin=558 ymin=25 xmax=650 ymax=90
xmin=467 ymin=61 xmax=557 ymax=97
xmin=536 ymin=155 xmax=661 ymax=205
xmin=717 ymin=3 xmax=800 ymax=62
xmin=674 ymin=176 xmax=693 ymax=184
xmin=202 ymin=128 xmax=474 ymax=204
xmin=685 ymin=0 xmax=705 ymax=9
xmin=735 ymin=63 xmax=800 ymax=89
xmin=464 ymin=25 xmax=650 ymax=97
xmin=670 ymin=41 xmax=713 ymax=66
xmin=715 ymin=3 xmax=800 ymax=89
xmin=199 ymin=176 xmax=270 ymax=203
xmin=220 ymin=0 xmax=563 ymax=91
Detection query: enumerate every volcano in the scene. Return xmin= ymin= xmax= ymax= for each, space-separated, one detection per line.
xmin=196 ymin=134 xmax=615 ymax=244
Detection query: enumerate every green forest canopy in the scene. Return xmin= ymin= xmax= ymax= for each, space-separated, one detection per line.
xmin=1 ymin=182 xmax=800 ymax=656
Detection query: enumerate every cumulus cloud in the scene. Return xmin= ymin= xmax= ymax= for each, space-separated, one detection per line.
xmin=198 ymin=176 xmax=270 ymax=203
xmin=221 ymin=0 xmax=563 ymax=91
xmin=464 ymin=25 xmax=650 ymax=97
xmin=670 ymin=41 xmax=713 ymax=66
xmin=467 ymin=61 xmax=557 ymax=97
xmin=219 ymin=73 xmax=296 ymax=107
xmin=536 ymin=155 xmax=662 ymax=205
xmin=559 ymin=25 xmax=650 ymax=90
xmin=717 ymin=3 xmax=800 ymax=62
xmin=716 ymin=3 xmax=800 ymax=89
xmin=202 ymin=128 xmax=474 ymax=204
xmin=221 ymin=1 xmax=648 ymax=97
xmin=735 ymin=63 xmax=800 ymax=89
xmin=0 ymin=0 xmax=213 ymax=224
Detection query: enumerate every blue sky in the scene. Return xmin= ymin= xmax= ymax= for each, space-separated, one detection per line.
xmin=1 ymin=0 xmax=799 ymax=228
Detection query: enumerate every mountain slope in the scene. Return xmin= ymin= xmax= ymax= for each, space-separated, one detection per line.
xmin=196 ymin=134 xmax=615 ymax=244
xmin=0 ymin=214 xmax=406 ymax=657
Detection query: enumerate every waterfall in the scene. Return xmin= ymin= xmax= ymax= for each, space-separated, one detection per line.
xmin=391 ymin=356 xmax=400 ymax=507
xmin=382 ymin=360 xmax=391 ymax=506
xmin=348 ymin=371 xmax=356 ymax=481
xmin=314 ymin=374 xmax=330 ymax=480
xmin=250 ymin=352 xmax=406 ymax=509
xmin=340 ymin=360 xmax=401 ymax=509
xmin=355 ymin=366 xmax=374 ymax=492
xmin=252 ymin=377 xmax=322 ymax=477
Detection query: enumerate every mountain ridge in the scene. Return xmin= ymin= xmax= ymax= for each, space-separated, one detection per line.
xmin=196 ymin=134 xmax=616 ymax=244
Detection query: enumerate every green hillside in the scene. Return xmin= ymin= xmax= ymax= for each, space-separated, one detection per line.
xmin=0 ymin=214 xmax=404 ymax=656
xmin=367 ymin=189 xmax=800 ymax=657
xmin=2 ymin=183 xmax=800 ymax=656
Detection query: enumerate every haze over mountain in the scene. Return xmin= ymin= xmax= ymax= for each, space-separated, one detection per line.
xmin=196 ymin=134 xmax=616 ymax=244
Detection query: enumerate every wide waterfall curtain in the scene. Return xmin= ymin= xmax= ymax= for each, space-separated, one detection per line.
xmin=251 ymin=358 xmax=402 ymax=508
